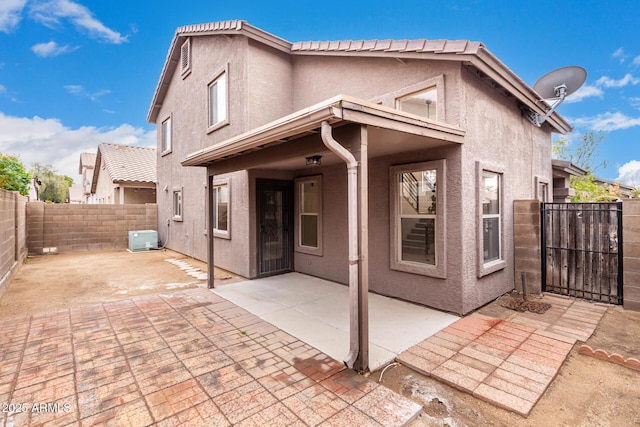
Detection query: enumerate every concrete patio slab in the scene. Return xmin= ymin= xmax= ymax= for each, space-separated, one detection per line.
xmin=398 ymin=295 xmax=608 ymax=416
xmin=0 ymin=289 xmax=421 ymax=426
xmin=212 ymin=273 xmax=460 ymax=370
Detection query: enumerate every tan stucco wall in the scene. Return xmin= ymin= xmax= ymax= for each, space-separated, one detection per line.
xmin=122 ymin=186 xmax=156 ymax=204
xmin=156 ymin=35 xmax=297 ymax=263
xmin=154 ymin=33 xmax=556 ymax=313
xmin=94 ymin=166 xmax=115 ymax=204
xmin=292 ymin=56 xmax=461 ymax=126
xmin=211 ymin=171 xmax=251 ymax=277
xmin=456 ymin=67 xmax=553 ymax=313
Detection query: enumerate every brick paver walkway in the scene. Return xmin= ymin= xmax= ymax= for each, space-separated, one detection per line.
xmin=0 ymin=289 xmax=420 ymax=426
xmin=397 ymin=295 xmax=608 ymax=416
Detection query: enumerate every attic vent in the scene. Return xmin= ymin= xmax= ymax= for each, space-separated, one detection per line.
xmin=181 ymin=38 xmax=191 ymax=78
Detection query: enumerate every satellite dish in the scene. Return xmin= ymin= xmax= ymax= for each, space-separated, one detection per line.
xmin=526 ymin=65 xmax=587 ymax=127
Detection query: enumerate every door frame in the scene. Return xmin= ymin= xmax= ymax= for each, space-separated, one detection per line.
xmin=256 ymin=179 xmax=294 ymax=277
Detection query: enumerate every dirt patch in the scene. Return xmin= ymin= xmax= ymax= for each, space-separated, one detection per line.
xmin=0 ymin=249 xmax=239 ymax=320
xmin=374 ymin=297 xmax=640 ymax=427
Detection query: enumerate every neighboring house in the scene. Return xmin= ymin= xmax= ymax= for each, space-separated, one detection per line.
xmin=79 ymin=152 xmax=97 ymax=204
xmin=552 ymin=159 xmax=637 ymax=201
xmin=68 ymin=184 xmax=84 ymax=204
xmin=148 ymin=20 xmax=571 ymax=316
xmin=551 ymin=159 xmax=586 ymax=202
xmin=91 ymin=143 xmax=157 ymax=205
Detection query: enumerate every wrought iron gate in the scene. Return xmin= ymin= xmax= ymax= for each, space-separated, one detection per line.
xmin=541 ymin=202 xmax=623 ymax=304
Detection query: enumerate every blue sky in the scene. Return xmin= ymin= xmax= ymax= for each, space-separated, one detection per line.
xmin=1 ymin=0 xmax=639 ymax=185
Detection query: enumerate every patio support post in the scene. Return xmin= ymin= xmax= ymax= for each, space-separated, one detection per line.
xmin=207 ymin=174 xmax=215 ymax=289
xmin=355 ymin=125 xmax=369 ymax=372
xmin=320 ymin=121 xmax=369 ymax=372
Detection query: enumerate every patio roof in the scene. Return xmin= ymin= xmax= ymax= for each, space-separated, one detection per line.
xmin=182 ymin=95 xmax=465 ymax=167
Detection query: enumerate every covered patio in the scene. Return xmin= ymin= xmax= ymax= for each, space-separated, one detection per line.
xmin=212 ymin=272 xmax=459 ymax=371
xmin=183 ymin=94 xmax=465 ymax=372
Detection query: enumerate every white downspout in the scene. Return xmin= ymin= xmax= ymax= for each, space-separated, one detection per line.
xmin=320 ymin=120 xmax=362 ymax=369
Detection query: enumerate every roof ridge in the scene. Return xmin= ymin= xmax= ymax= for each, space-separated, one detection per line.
xmin=291 ymin=37 xmax=483 ymax=54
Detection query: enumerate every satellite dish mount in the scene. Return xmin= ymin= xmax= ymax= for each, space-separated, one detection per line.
xmin=526 ymin=66 xmax=586 ymax=127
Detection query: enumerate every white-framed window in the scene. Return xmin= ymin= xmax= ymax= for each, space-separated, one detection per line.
xmin=535 ymin=177 xmax=549 ymax=203
xmin=180 ymin=38 xmax=191 ymax=78
xmin=482 ymin=171 xmax=501 ymax=263
xmin=477 ymin=162 xmax=506 ymax=276
xmin=396 ymin=86 xmax=437 ymax=120
xmin=208 ymin=70 xmax=228 ymax=131
xmin=212 ymin=180 xmax=230 ymax=238
xmin=295 ymin=176 xmax=322 ymax=255
xmin=390 ymin=160 xmax=446 ymax=278
xmin=172 ymin=189 xmax=182 ymax=221
xmin=161 ymin=116 xmax=172 ymax=154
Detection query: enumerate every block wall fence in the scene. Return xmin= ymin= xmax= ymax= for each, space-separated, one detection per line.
xmin=0 ymin=189 xmax=27 ymax=299
xmin=26 ymin=202 xmax=157 ymax=255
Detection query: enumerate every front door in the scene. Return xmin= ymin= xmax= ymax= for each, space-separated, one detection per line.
xmin=257 ymin=179 xmax=293 ymax=276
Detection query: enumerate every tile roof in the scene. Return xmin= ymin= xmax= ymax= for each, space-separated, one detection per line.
xmin=97 ymin=143 xmax=156 ymax=184
xmin=291 ymin=39 xmax=483 ymax=55
xmin=78 ymin=152 xmax=97 ymax=174
xmin=147 ymin=20 xmax=571 ymax=134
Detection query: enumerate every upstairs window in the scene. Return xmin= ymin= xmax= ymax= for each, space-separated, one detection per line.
xmin=396 ymin=86 xmax=437 ymax=120
xmin=161 ymin=117 xmax=172 ymax=154
xmin=208 ymin=71 xmax=227 ymax=130
xmin=180 ymin=38 xmax=191 ymax=77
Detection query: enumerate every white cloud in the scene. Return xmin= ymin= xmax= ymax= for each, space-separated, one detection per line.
xmin=633 ymin=56 xmax=640 ymax=67
xmin=565 ymin=84 xmax=603 ymax=104
xmin=612 ymin=47 xmax=627 ymax=63
xmin=28 ymin=0 xmax=127 ymax=44
xmin=64 ymin=84 xmax=110 ymax=101
xmin=630 ymin=97 xmax=640 ymax=109
xmin=571 ymin=112 xmax=640 ymax=131
xmin=617 ymin=160 xmax=640 ymax=187
xmin=0 ymin=0 xmax=27 ymax=33
xmin=596 ymin=73 xmax=640 ymax=88
xmin=0 ymin=84 xmax=6 ymax=94
xmin=31 ymin=40 xmax=76 ymax=57
xmin=0 ymin=112 xmax=155 ymax=179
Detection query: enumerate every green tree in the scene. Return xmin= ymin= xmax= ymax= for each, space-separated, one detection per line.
xmin=570 ymin=175 xmax=619 ymax=202
xmin=553 ymin=131 xmax=612 ymax=202
xmin=0 ymin=154 xmax=31 ymax=196
xmin=30 ymin=163 xmax=73 ymax=203
xmin=553 ymin=131 xmax=607 ymax=173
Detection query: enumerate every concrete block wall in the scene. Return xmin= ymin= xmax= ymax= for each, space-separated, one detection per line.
xmin=623 ymin=199 xmax=640 ymax=311
xmin=513 ymin=200 xmax=542 ymax=295
xmin=26 ymin=203 xmax=157 ymax=255
xmin=0 ymin=189 xmax=28 ymax=299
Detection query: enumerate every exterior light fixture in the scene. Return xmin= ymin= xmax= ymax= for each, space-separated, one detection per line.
xmin=306 ymin=155 xmax=322 ymax=166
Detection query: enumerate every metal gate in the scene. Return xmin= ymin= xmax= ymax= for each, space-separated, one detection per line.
xmin=541 ymin=202 xmax=623 ymax=304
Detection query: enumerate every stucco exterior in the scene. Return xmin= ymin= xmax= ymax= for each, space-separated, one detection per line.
xmin=149 ymin=21 xmax=564 ymax=315
xmin=92 ymin=143 xmax=157 ymax=206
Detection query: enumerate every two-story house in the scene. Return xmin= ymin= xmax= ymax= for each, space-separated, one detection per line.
xmin=91 ymin=143 xmax=157 ymax=204
xmin=148 ymin=20 xmax=570 ymax=318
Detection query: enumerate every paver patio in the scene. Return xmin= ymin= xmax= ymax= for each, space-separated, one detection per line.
xmin=397 ymin=294 xmax=609 ymax=416
xmin=0 ymin=288 xmax=421 ymax=426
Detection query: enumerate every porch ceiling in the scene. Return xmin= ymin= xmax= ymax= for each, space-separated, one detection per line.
xmin=182 ymin=95 xmax=465 ymax=171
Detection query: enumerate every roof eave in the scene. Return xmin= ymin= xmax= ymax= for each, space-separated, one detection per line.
xmin=182 ymin=95 xmax=465 ymax=167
